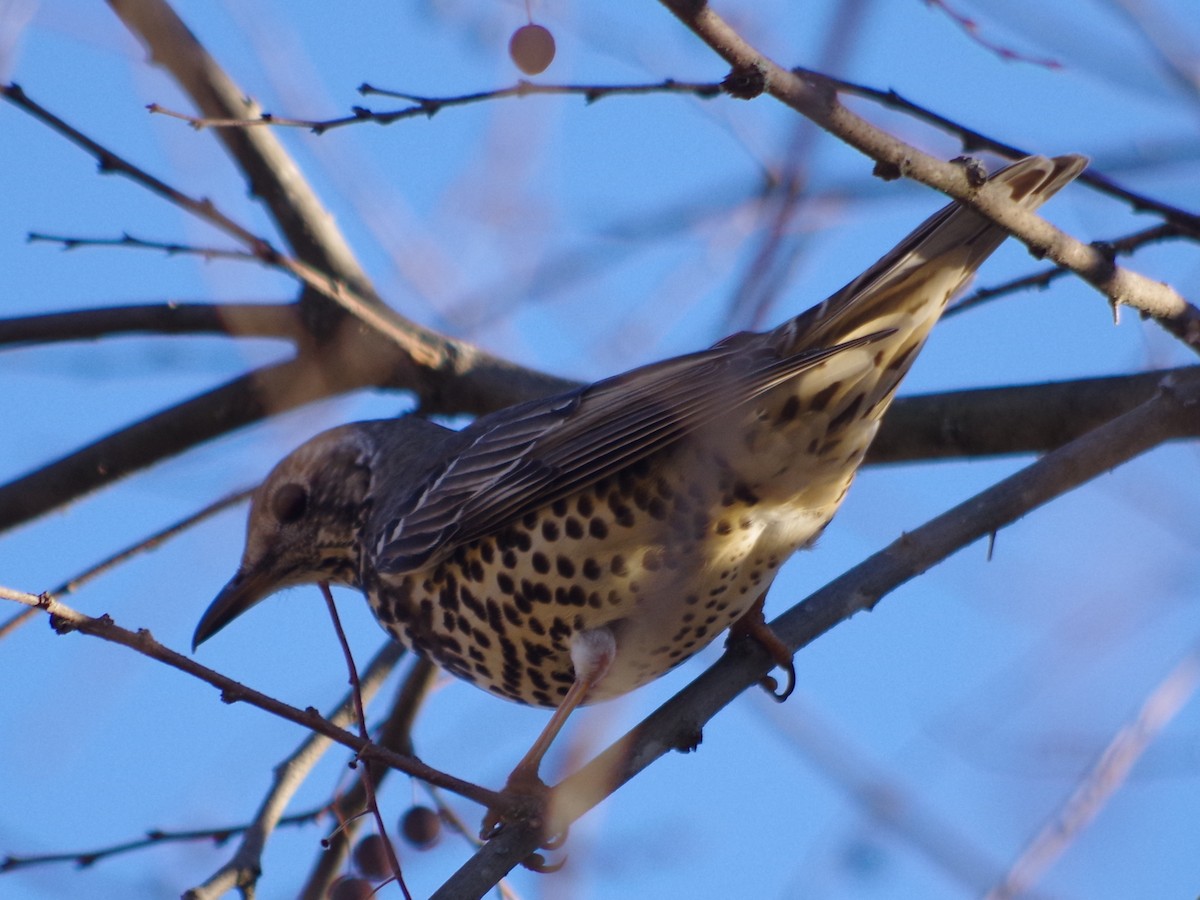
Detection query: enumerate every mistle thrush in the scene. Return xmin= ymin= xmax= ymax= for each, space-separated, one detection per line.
xmin=195 ymin=154 xmax=1085 ymax=833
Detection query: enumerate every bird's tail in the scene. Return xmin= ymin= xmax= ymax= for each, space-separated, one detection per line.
xmin=771 ymin=154 xmax=1086 ymax=394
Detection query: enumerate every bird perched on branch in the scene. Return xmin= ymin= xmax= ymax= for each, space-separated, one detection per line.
xmin=195 ymin=154 xmax=1085 ymax=838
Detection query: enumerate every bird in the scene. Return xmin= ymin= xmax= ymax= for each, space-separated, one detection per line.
xmin=194 ymin=154 xmax=1085 ymax=837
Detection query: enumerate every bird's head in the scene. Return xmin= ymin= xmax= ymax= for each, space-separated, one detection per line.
xmin=192 ymin=424 xmax=376 ymax=650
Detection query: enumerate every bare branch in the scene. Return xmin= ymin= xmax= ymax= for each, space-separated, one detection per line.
xmin=185 ymin=642 xmax=404 ymax=900
xmin=149 ymin=78 xmax=724 ymax=133
xmin=0 ymin=303 xmax=302 ymax=347
xmin=0 ymin=585 xmax=507 ymax=812
xmin=653 ymin=0 xmax=1200 ymax=355
xmin=435 ymin=370 xmax=1200 ymax=895
xmin=986 ymin=643 xmax=1200 ymax=899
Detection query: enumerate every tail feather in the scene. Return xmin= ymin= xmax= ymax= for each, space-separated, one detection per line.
xmin=775 ymin=154 xmax=1087 ymax=356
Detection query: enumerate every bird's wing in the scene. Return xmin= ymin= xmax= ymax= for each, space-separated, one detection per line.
xmin=374 ymin=332 xmax=887 ymax=572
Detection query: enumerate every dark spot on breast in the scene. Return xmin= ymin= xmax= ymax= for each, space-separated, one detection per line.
xmin=810 ymin=382 xmax=840 ymax=412
xmin=582 ymin=558 xmax=602 ymax=580
xmin=497 ymin=572 xmax=515 ymax=594
xmin=589 ymin=517 xmax=609 ymax=539
xmin=577 ymin=494 xmax=595 ymax=516
xmin=532 ymin=552 xmax=550 ymax=574
xmin=829 ymin=392 xmax=866 ymax=430
xmin=513 ymin=530 xmax=533 ymax=552
xmin=715 ymin=519 xmax=732 ymax=536
xmin=526 ymin=667 xmax=550 ymax=691
xmin=499 ymin=636 xmax=519 ymax=665
xmin=733 ymin=482 xmax=759 ymax=505
xmin=502 ymin=550 xmax=518 ymax=569
xmin=551 ymin=498 xmax=569 ymax=517
xmin=777 ymin=394 xmax=800 ymax=423
xmin=460 ymin=588 xmax=484 ymax=619
xmin=611 ymin=555 xmax=628 ymax=576
xmin=556 ymin=556 xmax=576 ymax=578
xmin=541 ymin=520 xmax=560 ymax=541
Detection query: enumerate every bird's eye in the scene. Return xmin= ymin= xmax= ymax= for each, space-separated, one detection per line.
xmin=271 ymin=483 xmax=309 ymax=524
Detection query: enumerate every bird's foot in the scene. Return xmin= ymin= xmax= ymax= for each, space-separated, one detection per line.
xmin=728 ymin=598 xmax=796 ymax=702
xmin=480 ymin=766 xmax=570 ymax=858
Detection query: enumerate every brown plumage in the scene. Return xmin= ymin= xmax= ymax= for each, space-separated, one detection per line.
xmin=195 ymin=154 xmax=1085 ymax=831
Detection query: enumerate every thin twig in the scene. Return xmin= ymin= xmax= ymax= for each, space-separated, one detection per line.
xmin=985 ymin=643 xmax=1200 ymax=900
xmin=184 ymin=642 xmax=404 ymax=900
xmin=652 ymin=1 xmax=1200 ymax=354
xmin=0 ymin=585 xmax=508 ymax=814
xmin=321 ymin=583 xmax=410 ymax=900
xmin=149 ymin=78 xmax=723 ymax=134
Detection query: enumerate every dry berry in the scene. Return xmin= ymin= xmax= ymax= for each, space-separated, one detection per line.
xmin=400 ymin=805 xmax=442 ymax=848
xmin=329 ymin=875 xmax=374 ymax=900
xmin=509 ymin=24 xmax=555 ymax=75
xmin=352 ymin=833 xmax=393 ymax=880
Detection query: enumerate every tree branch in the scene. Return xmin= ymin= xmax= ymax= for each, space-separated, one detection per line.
xmin=654 ymin=0 xmax=1200 ymax=355
xmin=434 ymin=369 xmax=1200 ymax=896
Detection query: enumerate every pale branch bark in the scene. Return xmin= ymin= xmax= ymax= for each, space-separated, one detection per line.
xmin=0 ymin=302 xmax=303 ymax=346
xmin=434 ymin=370 xmax=1200 ymax=897
xmin=949 ymin=223 xmax=1188 ymax=318
xmin=803 ymin=69 xmax=1200 ymax=239
xmin=654 ymin=0 xmax=1200 ymax=356
xmin=185 ymin=642 xmax=405 ymax=900
xmin=0 ymin=585 xmax=507 ymax=813
xmin=986 ymin=642 xmax=1200 ymax=900
xmin=106 ymin=0 xmax=379 ymax=320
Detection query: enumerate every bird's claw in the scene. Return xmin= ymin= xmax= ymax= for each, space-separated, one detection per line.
xmin=758 ymin=659 xmax=795 ymax=702
xmin=479 ymin=769 xmax=569 ymax=852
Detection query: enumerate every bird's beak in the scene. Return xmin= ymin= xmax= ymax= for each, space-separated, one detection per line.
xmin=192 ymin=562 xmax=277 ymax=650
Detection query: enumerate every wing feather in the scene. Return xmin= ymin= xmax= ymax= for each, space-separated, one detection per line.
xmin=375 ymin=332 xmax=887 ymax=572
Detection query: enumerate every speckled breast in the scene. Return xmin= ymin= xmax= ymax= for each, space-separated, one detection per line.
xmin=361 ymin=447 xmax=817 ymax=709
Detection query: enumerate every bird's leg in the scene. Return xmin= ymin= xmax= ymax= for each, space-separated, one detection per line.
xmin=727 ymin=594 xmax=795 ymax=701
xmin=481 ymin=626 xmax=616 ymax=843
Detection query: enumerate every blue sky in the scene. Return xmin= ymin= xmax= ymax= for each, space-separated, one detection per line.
xmin=2 ymin=1 xmax=1199 ymax=898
